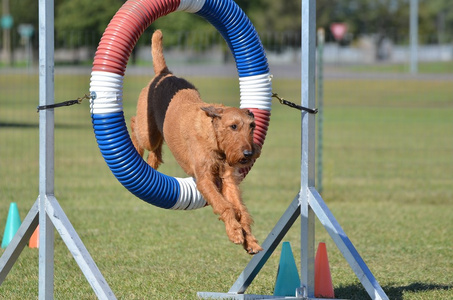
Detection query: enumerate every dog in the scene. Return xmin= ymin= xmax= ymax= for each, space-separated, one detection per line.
xmin=130 ymin=30 xmax=263 ymax=254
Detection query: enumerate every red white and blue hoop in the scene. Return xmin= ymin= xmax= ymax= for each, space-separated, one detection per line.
xmin=90 ymin=0 xmax=272 ymax=210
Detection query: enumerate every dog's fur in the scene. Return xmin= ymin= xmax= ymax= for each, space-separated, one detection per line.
xmin=130 ymin=30 xmax=262 ymax=254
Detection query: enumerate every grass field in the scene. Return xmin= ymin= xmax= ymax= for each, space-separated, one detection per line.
xmin=0 ymin=70 xmax=452 ymax=299
xmin=343 ymin=60 xmax=453 ymax=74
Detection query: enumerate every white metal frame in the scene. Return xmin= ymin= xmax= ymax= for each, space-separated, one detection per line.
xmin=1 ymin=1 xmax=389 ymax=299
xmin=198 ymin=1 xmax=389 ymax=299
xmin=0 ymin=0 xmax=116 ymax=299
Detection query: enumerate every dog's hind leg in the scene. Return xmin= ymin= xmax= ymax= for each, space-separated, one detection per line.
xmin=130 ymin=116 xmax=145 ymax=158
xmin=130 ymin=115 xmax=163 ymax=169
xmin=146 ymin=134 xmax=163 ymax=170
xmin=143 ymin=115 xmax=164 ymax=170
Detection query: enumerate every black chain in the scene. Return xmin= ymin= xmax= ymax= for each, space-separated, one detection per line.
xmin=272 ymin=93 xmax=318 ymax=114
xmin=37 ymin=94 xmax=90 ymax=112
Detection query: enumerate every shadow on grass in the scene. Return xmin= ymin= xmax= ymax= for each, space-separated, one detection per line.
xmin=0 ymin=122 xmax=91 ymax=129
xmin=335 ymin=282 xmax=452 ymax=300
xmin=0 ymin=122 xmax=38 ymax=128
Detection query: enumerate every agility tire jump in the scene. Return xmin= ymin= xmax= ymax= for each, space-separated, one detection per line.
xmin=90 ymin=0 xmax=272 ymax=210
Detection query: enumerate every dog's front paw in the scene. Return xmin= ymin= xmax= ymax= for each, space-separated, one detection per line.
xmin=227 ymin=226 xmax=245 ymax=245
xmin=246 ymin=245 xmax=263 ymax=255
xmin=243 ymin=239 xmax=263 ymax=255
xmin=220 ymin=211 xmax=245 ymax=245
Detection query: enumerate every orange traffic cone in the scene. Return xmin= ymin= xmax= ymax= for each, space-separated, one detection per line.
xmin=29 ymin=225 xmax=39 ymax=248
xmin=315 ymin=242 xmax=335 ymax=298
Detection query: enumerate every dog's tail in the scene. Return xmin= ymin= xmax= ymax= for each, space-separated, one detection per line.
xmin=151 ymin=30 xmax=170 ymax=75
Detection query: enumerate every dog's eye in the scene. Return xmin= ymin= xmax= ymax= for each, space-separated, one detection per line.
xmin=250 ymin=123 xmax=256 ymax=129
xmin=230 ymin=124 xmax=237 ymax=130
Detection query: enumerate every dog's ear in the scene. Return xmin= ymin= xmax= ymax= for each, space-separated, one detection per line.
xmin=201 ymin=106 xmax=223 ymax=119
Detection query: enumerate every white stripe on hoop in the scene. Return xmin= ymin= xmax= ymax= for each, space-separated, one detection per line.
xmin=90 ymin=71 xmax=124 ymax=114
xmin=172 ymin=177 xmax=207 ymax=210
xmin=239 ymin=72 xmax=273 ymax=111
xmin=177 ymin=0 xmax=206 ymax=13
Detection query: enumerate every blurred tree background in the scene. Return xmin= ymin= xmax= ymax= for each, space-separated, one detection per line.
xmin=1 ymin=0 xmax=453 ymax=58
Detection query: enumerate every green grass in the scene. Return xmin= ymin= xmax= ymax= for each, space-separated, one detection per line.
xmin=0 ymin=71 xmax=452 ymax=299
xmin=341 ymin=60 xmax=453 ymax=74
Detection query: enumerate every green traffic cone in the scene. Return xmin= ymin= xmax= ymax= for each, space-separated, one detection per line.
xmin=1 ymin=202 xmax=22 ymax=248
xmin=273 ymin=241 xmax=300 ymax=296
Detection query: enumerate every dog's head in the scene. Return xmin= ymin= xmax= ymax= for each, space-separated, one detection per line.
xmin=202 ymin=105 xmax=261 ymax=167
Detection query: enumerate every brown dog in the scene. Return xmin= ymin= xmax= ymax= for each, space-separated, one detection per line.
xmin=130 ymin=30 xmax=262 ymax=254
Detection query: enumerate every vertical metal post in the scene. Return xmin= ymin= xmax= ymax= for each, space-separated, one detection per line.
xmin=300 ymin=0 xmax=316 ymax=297
xmin=409 ymin=0 xmax=418 ymax=74
xmin=316 ymin=28 xmax=325 ymax=195
xmin=38 ymin=0 xmax=55 ymax=298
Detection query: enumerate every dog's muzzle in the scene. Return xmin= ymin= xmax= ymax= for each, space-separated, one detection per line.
xmin=240 ymin=150 xmax=254 ymax=164
xmin=243 ymin=150 xmax=253 ymax=158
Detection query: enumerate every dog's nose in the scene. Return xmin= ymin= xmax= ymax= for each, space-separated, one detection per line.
xmin=243 ymin=150 xmax=253 ymax=158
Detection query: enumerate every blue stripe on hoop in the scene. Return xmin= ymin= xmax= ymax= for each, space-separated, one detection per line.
xmin=92 ymin=112 xmax=179 ymax=209
xmin=196 ymin=0 xmax=269 ymax=78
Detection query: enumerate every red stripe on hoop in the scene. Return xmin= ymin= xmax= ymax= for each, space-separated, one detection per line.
xmin=239 ymin=108 xmax=270 ymax=178
xmin=92 ymin=0 xmax=181 ymax=76
xmin=249 ymin=108 xmax=270 ymax=149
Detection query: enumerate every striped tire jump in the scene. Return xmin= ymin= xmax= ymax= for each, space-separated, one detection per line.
xmin=90 ymin=0 xmax=272 ymax=210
